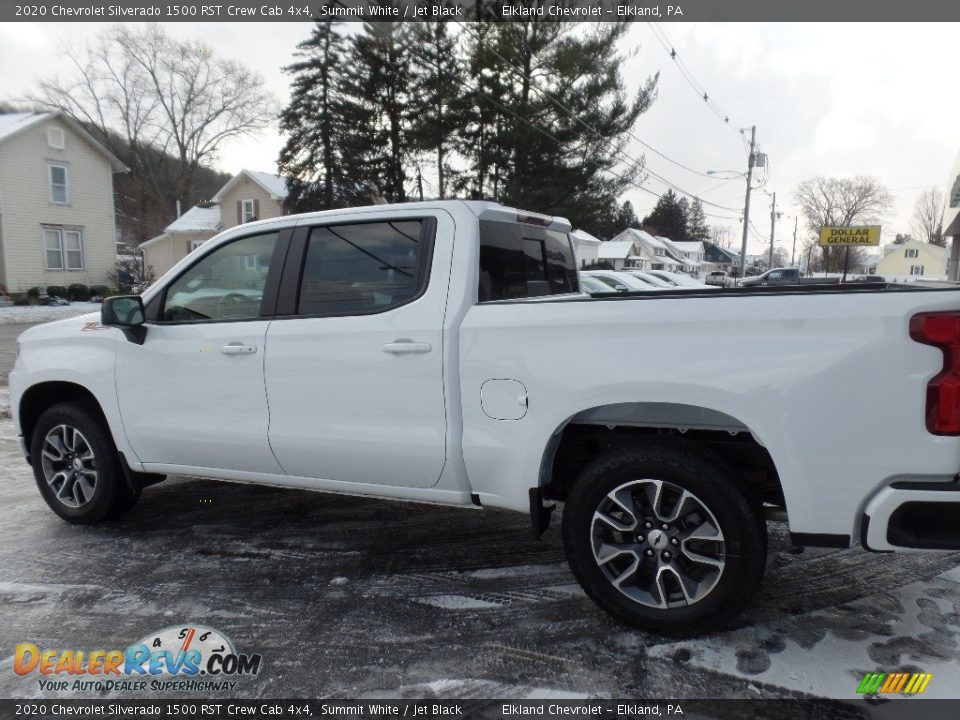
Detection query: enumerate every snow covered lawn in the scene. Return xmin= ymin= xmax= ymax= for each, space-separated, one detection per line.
xmin=0 ymin=303 xmax=98 ymax=325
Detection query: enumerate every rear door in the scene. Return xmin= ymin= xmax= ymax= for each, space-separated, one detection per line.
xmin=264 ymin=211 xmax=451 ymax=488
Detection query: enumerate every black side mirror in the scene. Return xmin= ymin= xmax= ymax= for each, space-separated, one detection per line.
xmin=102 ymin=295 xmax=147 ymax=345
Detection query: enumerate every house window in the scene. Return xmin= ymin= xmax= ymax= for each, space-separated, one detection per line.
xmin=43 ymin=228 xmax=84 ymax=270
xmin=910 ymin=265 xmax=925 ymax=276
xmin=47 ymin=127 xmax=65 ymax=149
xmin=49 ymin=163 xmax=69 ymax=204
xmin=905 ymin=248 xmax=919 ymax=258
xmin=242 ymin=199 xmax=256 ymax=223
xmin=189 ymin=239 xmax=205 ymax=252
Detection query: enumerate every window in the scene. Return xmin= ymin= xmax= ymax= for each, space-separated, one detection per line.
xmin=297 ymin=220 xmax=432 ymax=316
xmin=43 ymin=228 xmax=84 ymax=270
xmin=905 ymin=248 xmax=919 ymax=258
xmin=242 ymin=199 xmax=256 ymax=223
xmin=49 ymin=164 xmax=68 ymax=204
xmin=478 ymin=220 xmax=578 ymax=301
xmin=162 ymin=232 xmax=278 ymax=322
xmin=910 ymin=265 xmax=925 ymax=276
xmin=189 ymin=239 xmax=206 ymax=252
xmin=47 ymin=127 xmax=65 ymax=149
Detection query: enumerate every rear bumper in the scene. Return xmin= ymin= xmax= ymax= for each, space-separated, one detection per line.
xmin=862 ymin=477 xmax=960 ymax=551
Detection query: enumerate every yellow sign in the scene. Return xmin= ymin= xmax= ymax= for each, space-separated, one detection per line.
xmin=818 ymin=226 xmax=881 ymax=246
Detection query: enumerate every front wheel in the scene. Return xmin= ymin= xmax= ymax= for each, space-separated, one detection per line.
xmin=562 ymin=443 xmax=766 ymax=634
xmin=31 ymin=402 xmax=124 ymax=524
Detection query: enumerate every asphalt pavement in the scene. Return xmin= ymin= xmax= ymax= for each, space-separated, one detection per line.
xmin=2 ymin=411 xmax=960 ymax=704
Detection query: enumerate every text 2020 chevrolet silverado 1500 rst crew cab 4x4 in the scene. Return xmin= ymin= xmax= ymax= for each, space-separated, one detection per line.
xmin=11 ymin=201 xmax=960 ymax=633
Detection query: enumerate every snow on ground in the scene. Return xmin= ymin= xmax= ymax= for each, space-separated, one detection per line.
xmin=0 ymin=303 xmax=98 ymax=324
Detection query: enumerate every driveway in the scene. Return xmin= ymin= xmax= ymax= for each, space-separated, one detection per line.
xmin=1 ymin=412 xmax=959 ymax=702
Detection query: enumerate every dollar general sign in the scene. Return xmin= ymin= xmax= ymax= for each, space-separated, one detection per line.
xmin=818 ymin=226 xmax=881 ymax=247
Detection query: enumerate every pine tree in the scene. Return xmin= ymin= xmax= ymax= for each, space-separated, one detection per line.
xmin=277 ymin=22 xmax=350 ymax=212
xmin=407 ymin=20 xmax=465 ymax=198
xmin=642 ymin=190 xmax=690 ymax=240
xmin=686 ymin=198 xmax=710 ymax=242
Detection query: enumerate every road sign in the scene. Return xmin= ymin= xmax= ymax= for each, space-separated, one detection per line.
xmin=818 ymin=226 xmax=881 ymax=246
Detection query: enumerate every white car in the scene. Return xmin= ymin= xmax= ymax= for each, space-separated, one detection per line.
xmin=11 ymin=200 xmax=960 ymax=634
xmin=619 ymin=269 xmax=676 ymax=289
xmin=644 ymin=270 xmax=716 ymax=289
xmin=582 ymin=270 xmax=669 ymax=292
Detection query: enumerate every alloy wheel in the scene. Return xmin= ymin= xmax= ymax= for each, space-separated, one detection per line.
xmin=40 ymin=424 xmax=98 ymax=509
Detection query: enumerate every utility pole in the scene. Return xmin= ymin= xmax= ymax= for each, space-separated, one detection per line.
xmin=738 ymin=125 xmax=756 ymax=281
xmin=791 ymin=216 xmax=798 ymax=267
xmin=768 ymin=191 xmax=777 ymax=268
xmin=416 ymin=166 xmax=424 ymax=201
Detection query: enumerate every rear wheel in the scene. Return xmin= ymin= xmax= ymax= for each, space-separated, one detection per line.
xmin=31 ymin=402 xmax=125 ymax=524
xmin=562 ymin=442 xmax=766 ymax=634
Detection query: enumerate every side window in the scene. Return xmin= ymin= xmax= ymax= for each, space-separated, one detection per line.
xmin=478 ymin=220 xmax=579 ymax=301
xmin=768 ymin=270 xmax=782 ymax=280
xmin=297 ymin=220 xmax=431 ymax=316
xmin=161 ymin=232 xmax=278 ymax=322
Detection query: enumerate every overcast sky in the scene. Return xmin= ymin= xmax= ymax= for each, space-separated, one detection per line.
xmin=1 ymin=21 xmax=956 ymax=254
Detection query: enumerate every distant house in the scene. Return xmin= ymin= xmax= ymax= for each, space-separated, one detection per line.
xmin=666 ymin=240 xmax=706 ymax=276
xmin=704 ymin=242 xmax=739 ymax=271
xmin=0 ymin=112 xmax=127 ymax=294
xmin=610 ymin=228 xmax=705 ymax=275
xmin=876 ymin=239 xmax=947 ymax=280
xmin=597 ymin=239 xmax=641 ymax=270
xmin=571 ymin=229 xmax=602 ymax=267
xmin=141 ymin=169 xmax=288 ymax=278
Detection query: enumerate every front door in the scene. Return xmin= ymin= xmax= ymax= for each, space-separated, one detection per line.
xmin=115 ymin=230 xmax=286 ymax=475
xmin=265 ymin=212 xmax=450 ymax=488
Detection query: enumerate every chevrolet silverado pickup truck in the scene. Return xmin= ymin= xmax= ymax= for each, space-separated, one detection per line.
xmin=11 ymin=201 xmax=960 ymax=634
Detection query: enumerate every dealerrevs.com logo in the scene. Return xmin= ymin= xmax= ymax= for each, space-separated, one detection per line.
xmin=14 ymin=625 xmax=262 ymax=692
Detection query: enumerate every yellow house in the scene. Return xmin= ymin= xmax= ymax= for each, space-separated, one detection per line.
xmin=875 ymin=239 xmax=947 ymax=281
xmin=0 ymin=112 xmax=127 ymax=293
xmin=141 ymin=169 xmax=287 ymax=278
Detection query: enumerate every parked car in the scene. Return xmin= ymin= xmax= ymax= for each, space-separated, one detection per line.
xmin=705 ymin=270 xmax=734 ymax=287
xmin=642 ymin=270 xmax=717 ymax=290
xmin=12 ymin=200 xmax=960 ymax=634
xmin=581 ymin=270 xmax=664 ymax=292
xmin=619 ymin=269 xmax=676 ymax=288
xmin=740 ymin=267 xmax=841 ymax=287
xmin=580 ymin=275 xmax=624 ymax=294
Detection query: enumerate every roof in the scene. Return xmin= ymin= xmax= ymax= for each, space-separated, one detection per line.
xmin=597 ymin=240 xmax=637 ymax=260
xmin=571 ymin=229 xmax=602 ymax=245
xmin=669 ymin=241 xmax=705 ymax=254
xmin=0 ymin=111 xmax=128 ymax=173
xmin=881 ymin=239 xmax=947 ymax=259
xmin=213 ymin=169 xmax=289 ymax=202
xmin=140 ymin=204 xmax=222 ymax=248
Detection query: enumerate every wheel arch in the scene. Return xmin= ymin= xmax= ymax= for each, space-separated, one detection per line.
xmin=535 ymin=401 xmax=785 ymax=522
xmin=19 ymin=381 xmax=112 ymax=460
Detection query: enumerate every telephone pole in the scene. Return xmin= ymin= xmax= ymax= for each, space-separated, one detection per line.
xmin=416 ymin=166 xmax=425 ymax=201
xmin=768 ymin=191 xmax=777 ymax=268
xmin=791 ymin=216 xmax=798 ymax=267
xmin=739 ymin=125 xmax=756 ymax=281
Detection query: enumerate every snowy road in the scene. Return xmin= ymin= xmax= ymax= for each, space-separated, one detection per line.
xmin=1 ymin=411 xmax=959 ymax=702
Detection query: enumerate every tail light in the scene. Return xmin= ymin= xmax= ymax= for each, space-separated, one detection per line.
xmin=910 ymin=312 xmax=960 ymax=435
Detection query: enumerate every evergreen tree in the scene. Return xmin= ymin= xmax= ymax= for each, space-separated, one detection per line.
xmin=642 ymin=190 xmax=690 ymax=240
xmin=407 ymin=20 xmax=466 ymax=198
xmin=278 ymin=22 xmax=350 ymax=212
xmin=686 ymin=198 xmax=710 ymax=242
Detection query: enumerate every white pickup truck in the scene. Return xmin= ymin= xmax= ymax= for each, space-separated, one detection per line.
xmin=11 ymin=201 xmax=960 ymax=634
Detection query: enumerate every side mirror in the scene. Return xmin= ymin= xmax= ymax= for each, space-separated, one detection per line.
xmin=102 ymin=295 xmax=147 ymax=345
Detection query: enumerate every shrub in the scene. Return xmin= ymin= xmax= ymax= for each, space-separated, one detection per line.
xmin=89 ymin=285 xmax=112 ymax=299
xmin=46 ymin=285 xmax=68 ymax=299
xmin=68 ymin=283 xmax=91 ymax=301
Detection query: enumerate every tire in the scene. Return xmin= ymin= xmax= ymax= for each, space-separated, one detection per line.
xmin=562 ymin=442 xmax=766 ymax=635
xmin=30 ymin=402 xmax=123 ymax=525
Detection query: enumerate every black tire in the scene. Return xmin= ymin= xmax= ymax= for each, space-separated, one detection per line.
xmin=30 ymin=402 xmax=122 ymax=525
xmin=562 ymin=441 xmax=766 ymax=635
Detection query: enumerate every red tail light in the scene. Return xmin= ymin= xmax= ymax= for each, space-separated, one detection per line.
xmin=910 ymin=312 xmax=960 ymax=435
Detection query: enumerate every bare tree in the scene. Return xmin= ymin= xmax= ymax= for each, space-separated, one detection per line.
xmin=794 ymin=176 xmax=893 ymax=273
xmin=912 ymin=187 xmax=946 ymax=247
xmin=30 ymin=24 xmax=275 ymax=242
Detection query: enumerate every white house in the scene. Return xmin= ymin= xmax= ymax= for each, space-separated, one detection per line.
xmin=664 ymin=240 xmax=706 ymax=277
xmin=611 ymin=228 xmax=701 ymax=274
xmin=876 ymin=239 xmax=948 ymax=281
xmin=141 ymin=169 xmax=288 ymax=277
xmin=571 ymin=229 xmax=602 ymax=267
xmin=597 ymin=239 xmax=641 ymax=270
xmin=0 ymin=112 xmax=127 ymax=294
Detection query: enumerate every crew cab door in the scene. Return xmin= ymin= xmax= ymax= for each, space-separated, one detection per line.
xmin=114 ymin=229 xmax=288 ymax=474
xmin=264 ymin=211 xmax=450 ymax=488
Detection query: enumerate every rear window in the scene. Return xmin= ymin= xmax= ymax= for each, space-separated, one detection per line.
xmin=478 ymin=220 xmax=578 ymax=302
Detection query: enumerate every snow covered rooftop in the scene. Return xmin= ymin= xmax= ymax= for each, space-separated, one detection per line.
xmin=0 ymin=112 xmax=49 ymax=143
xmin=165 ymin=204 xmax=222 ymax=233
xmin=597 ymin=240 xmax=637 ymax=259
xmin=213 ymin=169 xmax=289 ymax=201
xmin=571 ymin=229 xmax=602 ymax=244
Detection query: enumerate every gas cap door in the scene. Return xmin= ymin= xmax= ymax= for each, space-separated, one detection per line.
xmin=481 ymin=379 xmax=528 ymax=420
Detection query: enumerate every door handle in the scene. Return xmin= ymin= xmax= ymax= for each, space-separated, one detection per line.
xmin=219 ymin=343 xmax=257 ymax=355
xmin=382 ymin=341 xmax=432 ymax=354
